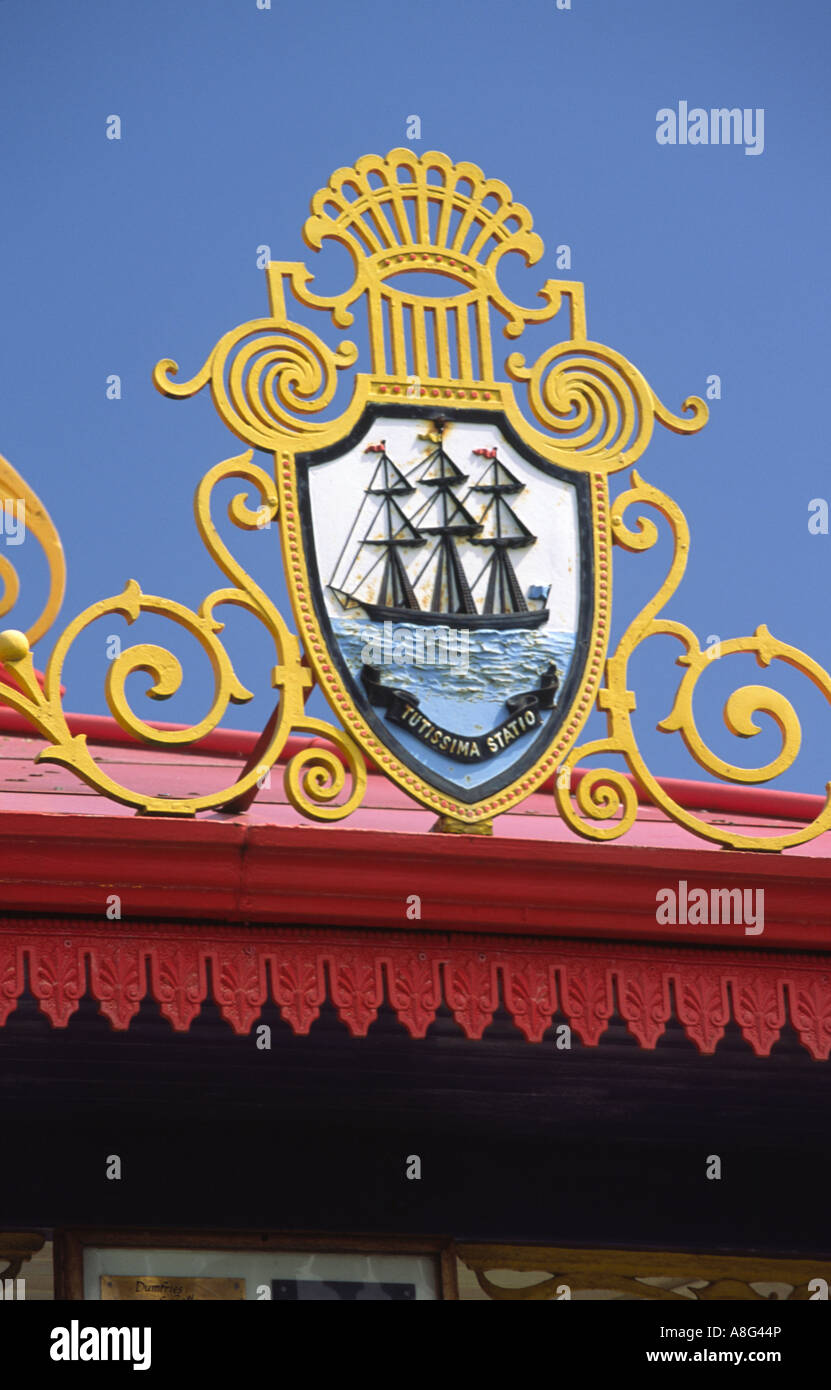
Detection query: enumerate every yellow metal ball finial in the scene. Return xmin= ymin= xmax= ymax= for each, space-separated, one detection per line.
xmin=0 ymin=629 xmax=31 ymax=663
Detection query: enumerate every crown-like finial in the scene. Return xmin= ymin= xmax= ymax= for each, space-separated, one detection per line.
xmin=303 ymin=148 xmax=543 ymax=285
xmin=292 ymin=149 xmax=570 ymax=387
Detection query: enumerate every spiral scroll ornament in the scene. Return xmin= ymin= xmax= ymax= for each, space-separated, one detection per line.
xmin=0 ymin=452 xmax=65 ymax=651
xmin=154 ymin=317 xmax=361 ymax=452
xmin=558 ymin=471 xmax=831 ymax=851
xmin=506 ymin=344 xmax=708 ymax=474
xmin=284 ymin=719 xmax=367 ymax=822
xmin=554 ymin=747 xmax=640 ymax=843
xmin=0 ymin=452 xmax=367 ymax=818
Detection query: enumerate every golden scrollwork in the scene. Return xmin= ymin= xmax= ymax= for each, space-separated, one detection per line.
xmin=0 ymin=451 xmax=365 ymax=818
xmin=154 ymin=315 xmax=362 ymax=452
xmin=2 ymin=148 xmax=829 ymax=844
xmin=506 ymin=343 xmax=708 ymax=473
xmin=456 ymin=1244 xmax=831 ymax=1302
xmin=0 ymin=451 xmax=65 ymax=648
xmin=556 ymin=470 xmax=831 ymax=851
xmin=284 ymin=723 xmax=367 ymax=822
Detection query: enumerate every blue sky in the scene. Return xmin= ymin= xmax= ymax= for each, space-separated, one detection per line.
xmin=1 ymin=0 xmax=829 ymax=793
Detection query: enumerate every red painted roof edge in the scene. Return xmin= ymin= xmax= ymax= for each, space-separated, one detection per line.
xmin=0 ymin=703 xmax=826 ymax=824
xmin=0 ymin=810 xmax=830 ymax=949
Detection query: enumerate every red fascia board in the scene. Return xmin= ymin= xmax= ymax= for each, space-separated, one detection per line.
xmin=0 ymin=811 xmax=829 ymax=951
xmin=2 ymin=920 xmax=829 ymax=1054
xmin=0 ymin=704 xmax=825 ymax=824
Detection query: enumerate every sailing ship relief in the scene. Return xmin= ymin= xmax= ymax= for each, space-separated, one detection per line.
xmin=329 ymin=425 xmax=549 ymax=630
xmin=299 ymin=410 xmax=592 ymax=797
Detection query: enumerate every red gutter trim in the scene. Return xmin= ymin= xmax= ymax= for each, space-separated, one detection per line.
xmin=1 ymin=813 xmax=830 ymax=949
xmin=623 ymin=775 xmax=826 ymax=823
xmin=0 ymin=704 xmax=826 ymax=822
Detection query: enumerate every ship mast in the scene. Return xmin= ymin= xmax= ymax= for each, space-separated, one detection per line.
xmin=329 ymin=442 xmax=423 ymax=611
xmin=328 ymin=432 xmax=546 ymax=630
xmin=409 ymin=423 xmax=481 ymax=616
xmin=468 ymin=449 xmax=535 ymax=616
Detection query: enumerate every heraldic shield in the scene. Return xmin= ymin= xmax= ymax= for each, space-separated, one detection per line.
xmin=144 ymin=147 xmax=710 ymax=831
xmin=262 ymin=146 xmax=704 ymax=828
xmin=294 ymin=403 xmax=596 ymax=808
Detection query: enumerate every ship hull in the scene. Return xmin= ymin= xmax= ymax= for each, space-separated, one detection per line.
xmin=361 ymin=602 xmax=549 ymax=631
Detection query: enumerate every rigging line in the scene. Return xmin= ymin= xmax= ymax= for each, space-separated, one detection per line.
xmin=401 ymin=446 xmax=441 ymax=524
xmin=364 ymin=549 xmax=388 ymax=581
xmin=475 ymin=494 xmax=497 ymax=531
xmin=357 ymin=496 xmax=410 ymax=549
xmin=329 ymin=502 xmax=368 ymax=587
xmin=405 ymin=444 xmax=440 ymax=482
xmin=457 ymin=454 xmax=482 ymax=510
xmin=330 ymin=493 xmax=387 ymax=589
xmin=410 ymin=536 xmax=442 ymax=589
xmin=330 ymin=449 xmax=416 ymax=589
xmin=379 ymin=492 xmax=423 ymax=545
xmin=347 ymin=543 xmax=388 ymax=593
xmin=329 ymin=464 xmax=391 ymax=583
xmin=407 ymin=492 xmax=433 ymax=526
xmin=468 ymin=553 xmax=492 ymax=590
xmin=328 ymin=454 xmax=391 ymax=583
xmin=403 ymin=454 xmax=427 ymax=483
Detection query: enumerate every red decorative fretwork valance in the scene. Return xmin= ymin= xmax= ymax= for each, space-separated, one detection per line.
xmin=0 ymin=922 xmax=829 ymax=1059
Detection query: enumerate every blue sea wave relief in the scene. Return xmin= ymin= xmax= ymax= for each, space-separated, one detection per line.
xmin=331 ymin=617 xmax=578 ymax=789
xmin=332 ymin=617 xmax=576 ymax=706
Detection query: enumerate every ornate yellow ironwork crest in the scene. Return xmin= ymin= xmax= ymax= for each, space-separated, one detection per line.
xmin=2 ymin=148 xmax=830 ymax=849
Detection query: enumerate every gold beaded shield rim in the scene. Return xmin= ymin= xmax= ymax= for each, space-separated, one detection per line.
xmin=275 ymin=386 xmax=612 ymax=823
